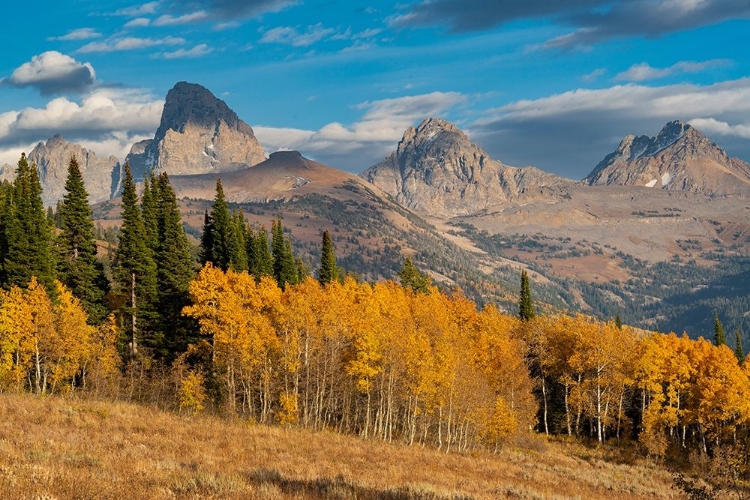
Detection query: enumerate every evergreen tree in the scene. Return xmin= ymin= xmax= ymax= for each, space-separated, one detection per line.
xmin=250 ymin=225 xmax=273 ymax=280
xmin=199 ymin=210 xmax=213 ymax=266
xmin=734 ymin=328 xmax=744 ymax=364
xmin=518 ymin=269 xmax=536 ymax=321
xmin=615 ymin=313 xmax=623 ymax=330
xmin=205 ymin=180 xmax=232 ymax=270
xmin=228 ymin=209 xmax=248 ymax=272
xmin=296 ymin=257 xmax=312 ymax=281
xmin=154 ymin=173 xmax=197 ymax=357
xmin=271 ymin=218 xmax=298 ymax=287
xmin=714 ymin=313 xmax=726 ymax=347
xmin=318 ymin=230 xmax=338 ymax=285
xmin=57 ymin=156 xmax=108 ymax=323
xmin=2 ymin=154 xmax=57 ymax=293
xmin=398 ymin=257 xmax=431 ymax=293
xmin=113 ymin=163 xmax=158 ymax=358
xmin=141 ymin=172 xmax=159 ymax=253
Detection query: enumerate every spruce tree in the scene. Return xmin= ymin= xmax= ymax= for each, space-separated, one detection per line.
xmin=57 ymin=156 xmax=108 ymax=323
xmin=271 ymin=218 xmax=298 ymax=288
xmin=228 ymin=209 xmax=248 ymax=272
xmin=518 ymin=269 xmax=536 ymax=321
xmin=2 ymin=154 xmax=57 ymax=293
xmin=714 ymin=313 xmax=726 ymax=347
xmin=154 ymin=173 xmax=197 ymax=357
xmin=206 ymin=179 xmax=232 ymax=270
xmin=113 ymin=163 xmax=158 ymax=358
xmin=318 ymin=229 xmax=338 ymax=285
xmin=615 ymin=313 xmax=623 ymax=330
xmin=199 ymin=210 xmax=214 ymax=266
xmin=734 ymin=328 xmax=744 ymax=364
xmin=250 ymin=225 xmax=273 ymax=280
xmin=398 ymin=257 xmax=431 ymax=293
xmin=141 ymin=172 xmax=159 ymax=253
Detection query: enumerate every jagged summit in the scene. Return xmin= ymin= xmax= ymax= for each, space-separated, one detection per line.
xmin=126 ymin=81 xmax=265 ymax=181
xmin=362 ymin=118 xmax=572 ymax=218
xmin=585 ymin=120 xmax=750 ymax=196
xmin=156 ymin=82 xmax=254 ymax=139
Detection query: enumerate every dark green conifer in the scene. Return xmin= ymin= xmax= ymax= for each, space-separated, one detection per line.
xmin=57 ymin=156 xmax=108 ymax=323
xmin=714 ymin=313 xmax=726 ymax=347
xmin=205 ymin=180 xmax=232 ymax=270
xmin=250 ymin=225 xmax=273 ymax=280
xmin=615 ymin=313 xmax=623 ymax=330
xmin=228 ymin=209 xmax=248 ymax=272
xmin=318 ymin=230 xmax=338 ymax=285
xmin=271 ymin=218 xmax=298 ymax=287
xmin=734 ymin=328 xmax=744 ymax=364
xmin=199 ymin=210 xmax=213 ymax=266
xmin=154 ymin=173 xmax=197 ymax=357
xmin=141 ymin=172 xmax=159 ymax=252
xmin=3 ymin=154 xmax=57 ymax=293
xmin=518 ymin=269 xmax=536 ymax=321
xmin=398 ymin=257 xmax=431 ymax=293
xmin=113 ymin=163 xmax=158 ymax=358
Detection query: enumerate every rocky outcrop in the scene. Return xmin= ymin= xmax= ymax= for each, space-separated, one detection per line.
xmin=125 ymin=82 xmax=265 ymax=181
xmin=10 ymin=135 xmax=120 ymax=207
xmin=584 ymin=120 xmax=750 ymax=196
xmin=361 ymin=118 xmax=572 ymax=217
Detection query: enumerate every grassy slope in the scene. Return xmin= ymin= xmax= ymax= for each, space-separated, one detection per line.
xmin=0 ymin=394 xmax=679 ymax=500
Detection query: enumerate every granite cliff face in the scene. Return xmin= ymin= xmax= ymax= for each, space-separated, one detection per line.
xmin=126 ymin=82 xmax=265 ymax=181
xmin=584 ymin=120 xmax=750 ymax=196
xmin=361 ymin=118 xmax=571 ymax=218
xmin=0 ymin=136 xmax=120 ymax=206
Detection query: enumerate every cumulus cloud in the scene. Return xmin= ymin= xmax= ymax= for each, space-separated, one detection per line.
xmin=155 ymin=44 xmax=213 ymax=59
xmin=261 ymin=24 xmax=336 ymax=47
xmin=2 ymin=51 xmax=96 ymax=96
xmin=0 ymin=88 xmax=163 ymax=164
xmin=469 ymin=78 xmax=750 ymax=179
xmin=124 ymin=17 xmax=152 ymax=28
xmin=78 ymin=36 xmax=185 ymax=53
xmin=47 ymin=28 xmax=102 ymax=41
xmin=615 ymin=59 xmax=731 ymax=82
xmin=397 ymin=0 xmax=750 ymax=47
xmin=254 ymin=91 xmax=466 ymax=170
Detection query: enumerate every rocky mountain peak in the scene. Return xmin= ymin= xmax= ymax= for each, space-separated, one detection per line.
xmin=585 ymin=120 xmax=750 ymax=196
xmin=126 ymin=81 xmax=265 ymax=181
xmin=155 ymin=82 xmax=253 ymax=140
xmin=362 ymin=119 xmax=571 ymax=217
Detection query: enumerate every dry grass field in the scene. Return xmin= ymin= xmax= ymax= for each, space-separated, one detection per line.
xmin=0 ymin=393 xmax=683 ymax=500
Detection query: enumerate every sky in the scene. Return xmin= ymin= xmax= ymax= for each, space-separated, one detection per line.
xmin=1 ymin=0 xmax=750 ymax=180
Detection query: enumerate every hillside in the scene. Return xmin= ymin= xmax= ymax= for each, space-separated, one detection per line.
xmin=0 ymin=393 xmax=678 ymax=500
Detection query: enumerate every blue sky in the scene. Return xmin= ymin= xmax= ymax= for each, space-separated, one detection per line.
xmin=1 ymin=0 xmax=750 ymax=179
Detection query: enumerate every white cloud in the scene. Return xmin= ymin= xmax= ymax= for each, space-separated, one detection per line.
xmin=156 ymin=44 xmax=213 ymax=59
xmin=615 ymin=59 xmax=731 ymax=82
xmin=0 ymin=88 xmax=163 ymax=155
xmin=255 ymin=91 xmax=466 ymax=170
xmin=581 ymin=68 xmax=606 ymax=83
xmin=47 ymin=28 xmax=102 ymax=41
xmin=153 ymin=11 xmax=208 ymax=26
xmin=260 ymin=23 xmax=336 ymax=47
xmin=111 ymin=2 xmax=160 ymax=16
xmin=3 ymin=51 xmax=96 ymax=95
xmin=124 ymin=17 xmax=151 ymax=28
xmin=78 ymin=36 xmax=185 ymax=53
xmin=688 ymin=118 xmax=750 ymax=140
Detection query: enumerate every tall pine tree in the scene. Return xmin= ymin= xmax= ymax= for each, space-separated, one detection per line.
xmin=2 ymin=153 xmax=56 ymax=293
xmin=318 ymin=229 xmax=338 ymax=285
xmin=398 ymin=257 xmax=431 ymax=293
xmin=201 ymin=180 xmax=232 ymax=270
xmin=141 ymin=171 xmax=159 ymax=253
xmin=271 ymin=217 xmax=298 ymax=288
xmin=228 ymin=209 xmax=248 ymax=272
xmin=249 ymin=225 xmax=273 ymax=280
xmin=113 ymin=163 xmax=158 ymax=358
xmin=154 ymin=173 xmax=197 ymax=357
xmin=734 ymin=328 xmax=744 ymax=364
xmin=518 ymin=269 xmax=536 ymax=321
xmin=57 ymin=156 xmax=108 ymax=323
xmin=714 ymin=313 xmax=726 ymax=347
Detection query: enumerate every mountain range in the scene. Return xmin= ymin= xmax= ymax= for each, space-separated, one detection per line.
xmin=4 ymin=81 xmax=750 ymax=338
